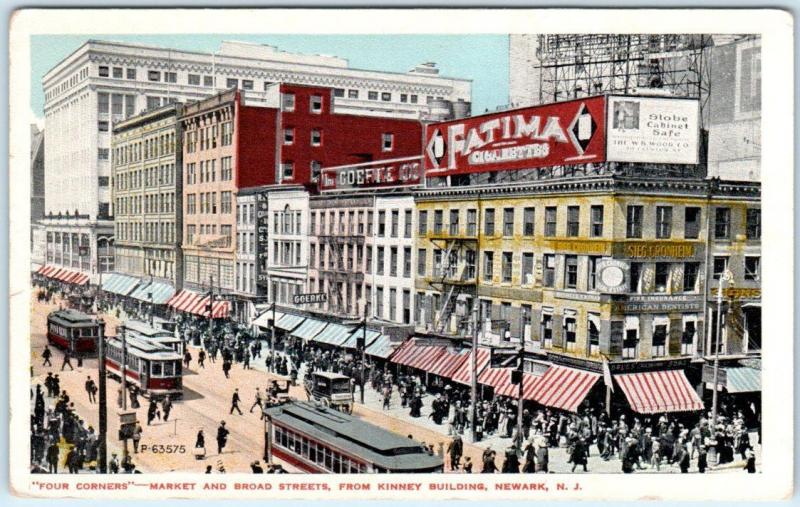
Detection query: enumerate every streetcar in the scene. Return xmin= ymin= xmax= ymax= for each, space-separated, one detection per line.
xmin=263 ymin=401 xmax=444 ymax=474
xmin=119 ymin=319 xmax=184 ymax=355
xmin=304 ymin=371 xmax=354 ymax=414
xmin=46 ymin=309 xmax=103 ymax=354
xmin=104 ymin=333 xmax=183 ymax=399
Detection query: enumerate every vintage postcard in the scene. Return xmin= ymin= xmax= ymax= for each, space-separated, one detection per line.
xmin=8 ymin=8 xmax=794 ymax=500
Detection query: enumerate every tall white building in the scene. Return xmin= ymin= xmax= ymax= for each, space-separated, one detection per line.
xmin=39 ymin=39 xmax=472 ymax=282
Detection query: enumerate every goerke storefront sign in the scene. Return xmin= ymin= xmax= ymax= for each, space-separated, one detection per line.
xmin=424 ymin=95 xmax=699 ymax=177
xmin=320 ymin=156 xmax=423 ymax=191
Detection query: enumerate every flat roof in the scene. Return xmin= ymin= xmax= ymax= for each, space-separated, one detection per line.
xmin=48 ymin=309 xmax=97 ymax=326
xmin=264 ymin=401 xmax=442 ymax=471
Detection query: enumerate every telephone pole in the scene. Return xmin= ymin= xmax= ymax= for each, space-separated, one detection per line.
xmin=96 ymin=319 xmax=107 ymax=473
xmin=470 ymin=305 xmax=478 ymax=443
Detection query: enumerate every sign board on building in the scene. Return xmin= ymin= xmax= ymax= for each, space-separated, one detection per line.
xmin=320 ymin=157 xmax=423 ymax=191
xmin=702 ymin=364 xmax=727 ymax=385
xmin=596 ymin=258 xmax=629 ymax=294
xmin=293 ymin=292 xmax=328 ymax=305
xmin=424 ymin=96 xmax=607 ymax=177
xmin=615 ymin=241 xmax=701 ymax=259
xmin=490 ymin=346 xmax=520 ymax=369
xmin=255 ymin=192 xmax=270 ymax=290
xmin=606 ymin=95 xmax=700 ymax=164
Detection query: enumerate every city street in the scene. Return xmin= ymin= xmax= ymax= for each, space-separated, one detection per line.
xmin=31 ymin=293 xmax=759 ymax=474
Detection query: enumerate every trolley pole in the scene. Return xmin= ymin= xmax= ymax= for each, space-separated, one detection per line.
xmin=97 ymin=319 xmax=107 ymax=473
xmin=470 ymin=305 xmax=478 ymax=443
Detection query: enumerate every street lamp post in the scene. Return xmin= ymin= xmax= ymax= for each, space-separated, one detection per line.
xmin=148 ymin=274 xmax=154 ymax=327
xmin=97 ymin=319 xmax=107 ymax=473
xmin=470 ymin=305 xmax=478 ymax=444
xmin=711 ymin=269 xmax=733 ymax=427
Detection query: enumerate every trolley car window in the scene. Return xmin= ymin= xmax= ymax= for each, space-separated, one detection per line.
xmin=163 ymin=361 xmax=174 ymax=376
xmin=152 ymin=362 xmax=162 ymax=376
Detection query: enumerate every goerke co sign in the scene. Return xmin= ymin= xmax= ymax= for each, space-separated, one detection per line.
xmin=320 ymin=156 xmax=423 ymax=192
xmin=424 ymin=95 xmax=699 ymax=177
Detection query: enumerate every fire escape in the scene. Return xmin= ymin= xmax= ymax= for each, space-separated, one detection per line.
xmin=427 ymin=214 xmax=478 ymax=336
xmin=319 ymin=219 xmax=364 ymax=317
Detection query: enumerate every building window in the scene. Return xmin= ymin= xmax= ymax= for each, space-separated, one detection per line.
xmin=590 ymin=205 xmax=603 ymax=237
xmin=544 ymin=206 xmax=557 ymax=237
xmin=652 ymin=322 xmax=667 ymax=358
xmin=564 ymin=255 xmax=578 ymax=289
xmin=746 ymin=208 xmax=761 ymax=240
xmin=521 ymin=252 xmax=534 ymax=285
xmin=221 ymin=122 xmax=233 ymax=146
xmin=146 ymin=96 xmax=161 ymax=110
xmin=368 ymin=91 xmax=378 ymax=101
xmin=501 ymin=252 xmax=513 ymax=283
xmin=466 ymin=209 xmax=477 ymax=236
xmin=404 ymin=209 xmax=412 ymax=238
xmin=484 ymin=208 xmax=495 ymax=236
xmin=681 ymin=320 xmax=697 ymax=355
xmin=541 ymin=314 xmax=553 ymax=348
xmin=381 ymin=92 xmax=392 ymax=102
xmin=745 ymin=256 xmax=761 ymax=281
xmin=310 ymin=95 xmax=323 ymax=113
xmin=566 ymin=206 xmax=580 ymax=237
xmin=588 ymin=317 xmax=600 ymax=355
xmin=587 ymin=256 xmax=599 ymax=291
xmin=713 ymin=256 xmax=729 ymax=279
xmin=626 ymin=205 xmax=643 ymax=238
xmin=543 ymin=254 xmax=555 ymax=288
xmin=127 ymin=68 xmax=136 ymax=80
xmin=310 ymin=161 xmax=322 ymax=182
xmin=623 ymin=328 xmax=639 ymax=359
xmin=391 ymin=210 xmax=399 ymax=238
xmin=482 ymin=251 xmax=494 ymax=282
xmin=281 ymin=163 xmax=294 ymax=180
xmin=714 ymin=207 xmax=731 ymax=239
xmin=348 ymin=89 xmax=359 ymax=99
xmin=683 ymin=262 xmax=699 ymax=292
xmin=98 ymin=121 xmax=109 ymax=132
xmin=684 ymin=207 xmax=701 ymax=239
xmin=282 ymin=93 xmax=295 ymax=111
xmin=221 ymin=157 xmax=232 ymax=181
xmin=382 ymin=133 xmax=394 ymax=152
xmin=629 ymin=262 xmax=642 ymax=293
xmin=188 ymin=74 xmax=201 ymax=86
xmin=165 ymin=72 xmax=177 ymax=83
xmin=203 ymin=75 xmax=214 ymax=87
xmin=332 ymin=88 xmax=345 ymax=98
xmin=564 ymin=317 xmax=577 ymax=351
xmin=403 ymin=247 xmax=412 ymax=278
xmin=99 ymin=66 xmax=109 ymax=77
xmin=655 ymin=206 xmax=673 ymax=239
xmin=502 ymin=208 xmax=514 ymax=237
xmin=523 ymin=207 xmax=535 ymax=236
xmin=418 ymin=210 xmax=428 ymax=236
xmin=311 ymin=129 xmax=322 ymax=146
xmin=449 ymin=210 xmax=460 ymax=236
xmin=654 ymin=262 xmax=670 ymax=293
xmin=242 ymin=80 xmax=254 ymax=90
xmin=98 ymin=148 xmax=109 ymax=160
xmin=112 ymin=67 xmax=123 ymax=79
xmin=98 ymin=92 xmax=109 ymax=114
xmin=378 ymin=211 xmax=387 ymax=237
xmin=148 ymin=70 xmax=160 ymax=82
xmin=433 ymin=210 xmax=443 ymax=234
xmin=226 ymin=78 xmax=238 ymax=89
xmin=400 ymin=94 xmax=408 ymax=103
xmin=376 ymin=247 xmax=385 ymax=275
xmin=410 ymin=94 xmax=418 ymax=103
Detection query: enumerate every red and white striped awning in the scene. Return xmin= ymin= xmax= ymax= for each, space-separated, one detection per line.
xmin=35 ymin=265 xmax=89 ymax=285
xmin=615 ymin=370 xmax=704 ymax=414
xmin=166 ymin=289 xmax=230 ymax=319
xmin=428 ymin=348 xmax=469 ymax=378
xmin=495 ymin=371 xmax=542 ymax=400
xmin=478 ymin=366 xmax=511 ymax=388
xmin=451 ymin=348 xmax=491 ymax=385
xmin=527 ymin=365 xmax=601 ymax=413
xmin=390 ymin=340 xmax=448 ymax=373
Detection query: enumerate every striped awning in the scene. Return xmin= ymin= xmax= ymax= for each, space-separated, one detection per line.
xmin=724 ymin=367 xmax=761 ymax=393
xmin=365 ymin=334 xmax=396 ymax=359
xmin=342 ymin=329 xmax=381 ymax=350
xmin=166 ymin=289 xmax=230 ymax=319
xmin=276 ymin=313 xmax=305 ymax=332
xmin=428 ymin=348 xmax=470 ymax=378
xmin=390 ymin=340 xmax=448 ymax=372
xmin=37 ymin=265 xmax=90 ymax=285
xmin=129 ymin=281 xmax=176 ymax=305
xmin=495 ymin=371 xmax=543 ymax=400
xmin=479 ymin=366 xmax=511 ymax=388
xmin=291 ymin=318 xmax=328 ymax=341
xmin=528 ymin=365 xmax=602 ymax=413
xmin=616 ymin=370 xmax=704 ymax=414
xmin=451 ymin=348 xmax=491 ymax=385
xmin=311 ymin=323 xmax=354 ymax=346
xmin=101 ymin=273 xmax=141 ymax=296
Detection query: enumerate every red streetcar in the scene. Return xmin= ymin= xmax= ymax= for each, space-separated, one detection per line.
xmin=46 ymin=309 xmax=103 ymax=354
xmin=104 ymin=333 xmax=183 ymax=399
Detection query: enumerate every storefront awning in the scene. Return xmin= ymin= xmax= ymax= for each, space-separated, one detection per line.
xmin=723 ymin=366 xmax=761 ymax=393
xmin=342 ymin=329 xmax=381 ymax=350
xmin=38 ymin=265 xmax=90 ymax=285
xmin=428 ymin=348 xmax=470 ymax=378
xmin=129 ymin=281 xmax=176 ymax=305
xmin=616 ymin=370 xmax=704 ymax=414
xmin=276 ymin=313 xmax=305 ymax=332
xmin=166 ymin=289 xmax=229 ymax=319
xmin=291 ymin=318 xmax=328 ymax=341
xmin=102 ymin=274 xmax=142 ymax=297
xmin=311 ymin=323 xmax=354 ymax=347
xmin=253 ymin=311 xmax=283 ymax=329
xmin=528 ymin=365 xmax=601 ymax=413
xmin=494 ymin=371 xmax=543 ymax=400
xmin=390 ymin=340 xmax=448 ymax=372
xmin=451 ymin=348 xmax=491 ymax=385
xmin=479 ymin=366 xmax=512 ymax=389
xmin=365 ymin=334 xmax=397 ymax=359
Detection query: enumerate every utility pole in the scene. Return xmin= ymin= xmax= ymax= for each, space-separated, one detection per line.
xmin=148 ymin=274 xmax=154 ymax=327
xmin=470 ymin=305 xmax=478 ymax=443
xmin=269 ymin=297 xmax=275 ymax=374
xmin=120 ymin=325 xmax=129 ymax=461
xmin=97 ymin=319 xmax=107 ymax=473
xmin=516 ymin=348 xmax=524 ymax=449
xmin=360 ymin=299 xmax=367 ymax=404
xmin=711 ymin=270 xmax=733 ymax=427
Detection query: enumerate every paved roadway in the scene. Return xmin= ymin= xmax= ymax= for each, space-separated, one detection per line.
xmin=30 ymin=294 xmax=759 ymax=474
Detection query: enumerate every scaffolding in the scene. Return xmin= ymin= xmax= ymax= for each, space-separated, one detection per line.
xmin=534 ymin=34 xmax=717 ymax=124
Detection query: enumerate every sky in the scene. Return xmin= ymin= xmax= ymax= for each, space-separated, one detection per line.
xmin=30 ymin=34 xmax=509 ymax=121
